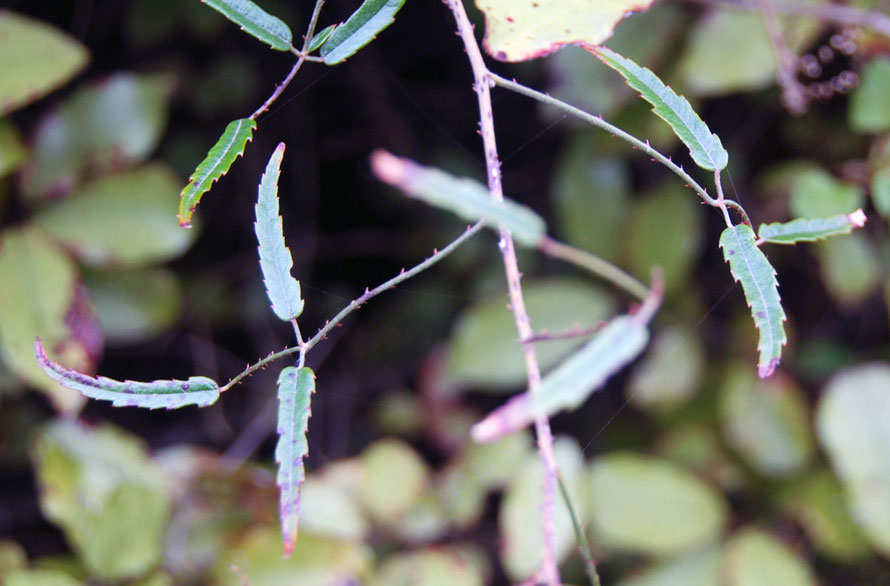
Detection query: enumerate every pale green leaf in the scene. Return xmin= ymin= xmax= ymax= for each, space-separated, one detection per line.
xmin=3 ymin=568 xmax=84 ymax=586
xmin=817 ymin=232 xmax=880 ymax=306
xmin=179 ymin=118 xmax=256 ymax=227
xmin=371 ymin=150 xmax=546 ymax=247
xmin=816 ymin=363 xmax=890 ymax=555
xmin=870 ymin=167 xmax=890 ymax=220
xmin=723 ymin=528 xmax=816 ymax=586
xmin=616 ymin=545 xmax=722 ymax=586
xmin=256 ymin=143 xmax=304 ymax=321
xmin=307 ymin=24 xmax=336 ymax=53
xmin=627 ymin=326 xmax=704 ymax=412
xmin=320 ymin=0 xmax=406 ymax=64
xmin=372 ymin=548 xmax=486 ymax=586
xmin=275 ymin=366 xmax=314 ymax=556
xmin=201 ymin=0 xmax=292 ymax=50
xmin=0 ymin=10 xmax=89 ymax=115
xmin=473 ymin=314 xmax=648 ymax=441
xmin=358 ymin=438 xmax=429 ymax=523
xmin=592 ymin=46 xmax=729 ymax=171
xmin=35 ymin=337 xmax=219 ymax=409
xmin=588 ymin=454 xmax=728 ymax=556
xmin=34 ymin=164 xmax=196 ymax=267
xmin=849 ymin=57 xmax=890 ymax=133
xmin=476 ymin=0 xmax=656 ymax=62
xmin=758 ymin=210 xmax=865 ymax=244
xmin=0 ymin=120 xmax=27 ymax=179
xmin=789 ymin=168 xmax=865 ymax=219
xmin=719 ymin=225 xmax=786 ymax=378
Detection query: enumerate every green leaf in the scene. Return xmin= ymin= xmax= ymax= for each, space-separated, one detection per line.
xmin=758 ymin=210 xmax=866 ymax=244
xmin=372 ymin=548 xmax=486 ymax=586
xmin=35 ymin=337 xmax=219 ymax=409
xmin=849 ymin=57 xmax=890 ymax=133
xmin=0 ymin=120 xmax=27 ymax=179
xmin=200 ymin=0 xmax=292 ymax=50
xmin=357 ymin=438 xmax=430 ymax=524
xmin=179 ymin=118 xmax=256 ymax=227
xmin=473 ymin=313 xmax=649 ymax=441
xmin=816 ymin=363 xmax=890 ymax=555
xmin=275 ymin=366 xmax=314 ymax=556
xmin=475 ymin=0 xmax=656 ymax=62
xmin=719 ymin=225 xmax=786 ymax=378
xmin=307 ymin=24 xmax=336 ymax=53
xmin=587 ymin=454 xmax=728 ymax=556
xmin=371 ymin=150 xmax=546 ymax=247
xmin=591 ymin=46 xmax=729 ymax=171
xmin=256 ymin=143 xmax=304 ymax=321
xmin=723 ymin=528 xmax=816 ymax=586
xmin=320 ymin=0 xmax=406 ymax=65
xmin=789 ymin=168 xmax=865 ymax=219
xmin=34 ymin=164 xmax=197 ymax=267
xmin=627 ymin=326 xmax=704 ymax=412
xmin=615 ymin=545 xmax=722 ymax=586
xmin=817 ymin=233 xmax=880 ymax=306
xmin=20 ymin=72 xmax=173 ymax=200
xmin=0 ymin=11 xmax=89 ymax=115
xmin=2 ymin=568 xmax=84 ymax=586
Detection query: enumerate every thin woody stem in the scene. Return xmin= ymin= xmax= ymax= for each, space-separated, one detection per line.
xmin=713 ymin=170 xmax=734 ymax=227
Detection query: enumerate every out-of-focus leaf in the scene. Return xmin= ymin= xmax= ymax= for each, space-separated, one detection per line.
xmin=256 ymin=143 xmax=304 ymax=321
xmin=179 ymin=118 xmax=256 ymax=227
xmin=592 ymin=46 xmax=728 ymax=171
xmin=32 ymin=421 xmax=171 ymax=581
xmin=789 ymin=168 xmax=865 ymax=219
xmin=656 ymin=424 xmax=746 ymax=491
xmin=190 ymin=56 xmax=260 ymax=118
xmin=816 ymin=363 xmax=890 ymax=555
xmin=616 ymin=545 xmax=722 ymax=586
xmin=0 ymin=540 xmax=26 ymax=571
xmin=0 ymin=11 xmax=89 ymax=115
xmin=816 ymin=233 xmax=880 ymax=306
xmin=780 ymin=468 xmax=871 ymax=562
xmin=371 ymin=547 xmax=486 ymax=586
xmin=83 ymin=268 xmax=182 ymax=342
xmin=0 ymin=120 xmax=27 ymax=179
xmin=200 ymin=0 xmax=292 ymax=50
xmin=36 ymin=337 xmax=219 ymax=409
xmin=850 ymin=57 xmax=890 ymax=132
xmin=720 ymin=225 xmax=786 ymax=378
xmin=20 ymin=73 xmax=173 ymax=199
xmin=587 ymin=453 xmax=727 ymax=556
xmin=627 ymin=326 xmax=704 ymax=411
xmin=320 ymin=0 xmax=405 ymax=64
xmin=2 ymin=569 xmax=84 ymax=586
xmin=358 ymin=438 xmax=429 ymax=523
xmin=722 ymin=528 xmax=816 ymax=586
xmin=300 ymin=472 xmax=368 ymax=541
xmin=446 ymin=278 xmax=613 ymax=390
xmin=500 ymin=437 xmax=584 ymax=581
xmin=371 ymin=151 xmax=546 ymax=247
xmin=718 ymin=364 xmax=813 ymax=477
xmin=476 ymin=0 xmax=655 ymax=62
xmin=473 ymin=313 xmax=649 ymax=442
xmin=0 ymin=227 xmax=89 ymax=413
xmin=870 ymin=167 xmax=890 ymax=220
xmin=552 ymin=137 xmax=628 ymax=260
xmin=275 ymin=366 xmax=314 ymax=556
xmin=758 ymin=210 xmax=866 ymax=244
xmin=35 ymin=164 xmax=196 ymax=267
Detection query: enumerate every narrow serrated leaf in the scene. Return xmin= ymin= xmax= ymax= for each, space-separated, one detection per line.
xmin=275 ymin=365 xmax=314 ymax=556
xmin=320 ymin=0 xmax=406 ymax=64
xmin=371 ymin=150 xmax=546 ymax=246
xmin=720 ymin=225 xmax=787 ymax=378
xmin=473 ymin=314 xmax=649 ymax=441
xmin=590 ymin=46 xmax=729 ymax=171
xmin=201 ymin=0 xmax=292 ymax=50
xmin=256 ymin=143 xmax=304 ymax=321
xmin=35 ymin=337 xmax=219 ymax=409
xmin=307 ymin=24 xmax=336 ymax=53
xmin=758 ymin=209 xmax=866 ymax=244
xmin=179 ymin=118 xmax=256 ymax=227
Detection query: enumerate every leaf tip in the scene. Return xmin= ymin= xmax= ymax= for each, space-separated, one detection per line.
xmin=758 ymin=358 xmax=780 ymax=378
xmin=370 ymin=149 xmax=406 ymax=186
xmin=848 ymin=208 xmax=867 ymax=228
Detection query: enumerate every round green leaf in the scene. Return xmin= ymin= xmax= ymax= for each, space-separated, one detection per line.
xmin=0 ymin=10 xmax=89 ymax=115
xmin=371 ymin=547 xmax=486 ymax=586
xmin=587 ymin=453 xmax=727 ymax=556
xmin=816 ymin=234 xmax=880 ymax=307
xmin=357 ymin=438 xmax=429 ymax=523
xmin=816 ymin=363 xmax=890 ymax=555
xmin=2 ymin=569 xmax=84 ymax=586
xmin=445 ymin=278 xmax=613 ymax=391
xmin=789 ymin=168 xmax=865 ymax=219
xmin=616 ymin=545 xmax=722 ymax=586
xmin=722 ymin=528 xmax=816 ymax=586
xmin=35 ymin=164 xmax=196 ymax=267
xmin=849 ymin=57 xmax=890 ymax=133
xmin=627 ymin=326 xmax=704 ymax=411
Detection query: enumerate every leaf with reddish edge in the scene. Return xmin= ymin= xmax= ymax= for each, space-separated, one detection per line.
xmin=35 ymin=337 xmax=219 ymax=409
xmin=720 ymin=225 xmax=786 ymax=378
xmin=275 ymin=365 xmax=314 ymax=556
xmin=758 ymin=209 xmax=866 ymax=245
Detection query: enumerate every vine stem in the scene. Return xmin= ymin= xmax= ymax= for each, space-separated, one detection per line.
xmin=713 ymin=170 xmax=733 ymax=228
xmin=219 ymin=222 xmax=484 ymax=393
xmin=442 ymin=1 xmax=560 ymax=584
xmin=558 ymin=476 xmax=602 ymax=586
xmin=539 ymin=237 xmax=650 ymax=301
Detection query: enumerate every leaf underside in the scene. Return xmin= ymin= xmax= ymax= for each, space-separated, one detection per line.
xmin=179 ymin=118 xmax=256 ymax=227
xmin=256 ymin=143 xmax=304 ymax=321
xmin=720 ymin=225 xmax=786 ymax=377
xmin=370 ymin=151 xmax=546 ymax=246
xmin=591 ymin=46 xmax=729 ymax=172
xmin=35 ymin=337 xmax=219 ymax=409
xmin=758 ymin=213 xmax=859 ymax=244
xmin=275 ymin=366 xmax=314 ymax=556
xmin=201 ymin=0 xmax=293 ymax=50
xmin=473 ymin=314 xmax=649 ymax=441
xmin=320 ymin=0 xmax=406 ymax=64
